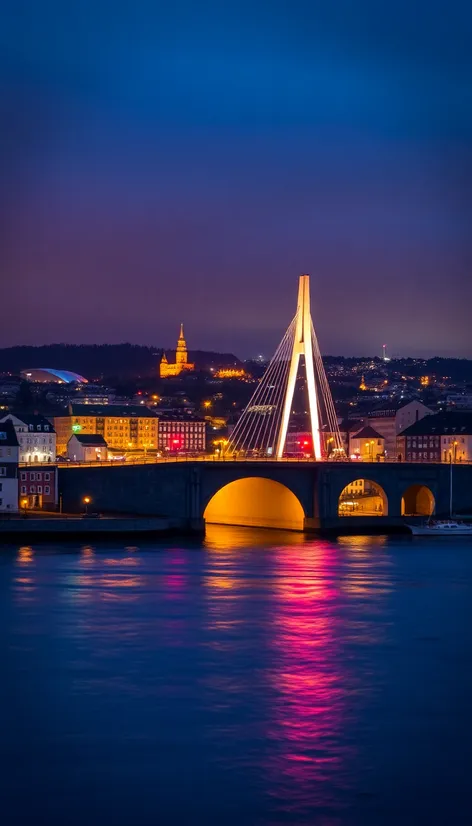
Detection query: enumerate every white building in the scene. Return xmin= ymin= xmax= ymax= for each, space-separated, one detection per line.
xmin=0 ymin=420 xmax=19 ymax=512
xmin=67 ymin=433 xmax=108 ymax=462
xmin=0 ymin=413 xmax=56 ymax=463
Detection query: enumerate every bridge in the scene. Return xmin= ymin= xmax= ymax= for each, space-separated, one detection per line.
xmin=58 ymin=459 xmax=472 ymax=532
xmin=55 ymin=274 xmax=472 ymax=532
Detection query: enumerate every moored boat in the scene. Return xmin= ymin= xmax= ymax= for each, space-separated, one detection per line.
xmin=408 ymin=520 xmax=472 ymax=536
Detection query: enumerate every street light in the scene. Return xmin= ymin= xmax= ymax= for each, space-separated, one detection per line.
xmin=83 ymin=495 xmax=91 ymax=515
xmin=21 ymin=498 xmax=28 ymax=517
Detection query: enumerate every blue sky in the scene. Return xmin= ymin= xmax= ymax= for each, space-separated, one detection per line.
xmin=2 ymin=0 xmax=471 ymax=356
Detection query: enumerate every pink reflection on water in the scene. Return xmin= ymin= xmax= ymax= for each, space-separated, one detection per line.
xmin=265 ymin=540 xmax=355 ymax=816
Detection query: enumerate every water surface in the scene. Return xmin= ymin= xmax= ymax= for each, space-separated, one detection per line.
xmin=1 ymin=527 xmax=471 ymax=825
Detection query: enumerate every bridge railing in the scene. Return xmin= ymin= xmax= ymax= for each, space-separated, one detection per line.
xmin=19 ymin=456 xmax=472 ymax=469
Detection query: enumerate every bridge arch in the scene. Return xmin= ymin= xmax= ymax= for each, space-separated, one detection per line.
xmin=338 ymin=478 xmax=388 ymax=517
xmin=401 ymin=484 xmax=435 ymax=516
xmin=203 ymin=476 xmax=306 ymax=531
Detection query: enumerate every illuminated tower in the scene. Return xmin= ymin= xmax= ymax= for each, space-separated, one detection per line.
xmin=176 ymin=323 xmax=188 ymax=365
xmin=276 ymin=275 xmax=322 ymax=459
xmin=225 ymin=274 xmax=344 ymax=461
xmin=159 ymin=323 xmax=195 ymax=377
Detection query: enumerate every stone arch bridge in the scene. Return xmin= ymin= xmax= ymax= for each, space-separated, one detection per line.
xmin=59 ymin=460 xmax=472 ymax=532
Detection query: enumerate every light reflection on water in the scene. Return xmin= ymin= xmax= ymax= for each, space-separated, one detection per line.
xmin=2 ymin=527 xmax=472 ymax=826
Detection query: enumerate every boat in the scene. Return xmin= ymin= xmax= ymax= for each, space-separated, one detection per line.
xmin=408 ymin=520 xmax=472 ymax=536
xmin=406 ymin=459 xmax=472 ymax=536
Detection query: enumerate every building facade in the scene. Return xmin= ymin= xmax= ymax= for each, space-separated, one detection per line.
xmin=0 ymin=420 xmax=19 ymax=512
xmin=67 ymin=434 xmax=108 ymax=462
xmin=158 ymin=415 xmax=206 ymax=453
xmin=160 ymin=324 xmax=195 ymax=378
xmin=54 ymin=405 xmax=158 ymax=455
xmin=397 ymin=412 xmax=472 ymax=463
xmin=19 ymin=467 xmax=58 ymax=510
xmin=349 ymin=426 xmax=385 ymax=461
xmin=0 ymin=413 xmax=56 ymax=463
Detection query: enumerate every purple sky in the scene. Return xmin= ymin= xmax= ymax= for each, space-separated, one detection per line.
xmin=2 ymin=1 xmax=472 ymax=358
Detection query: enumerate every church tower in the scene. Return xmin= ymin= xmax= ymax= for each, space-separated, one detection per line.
xmin=159 ymin=323 xmax=195 ymax=377
xmin=176 ymin=323 xmax=188 ymax=365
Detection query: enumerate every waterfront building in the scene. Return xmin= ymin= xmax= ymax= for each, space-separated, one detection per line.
xmin=19 ymin=466 xmax=57 ymax=510
xmin=0 ymin=413 xmax=56 ymax=463
xmin=348 ymin=426 xmax=385 ymax=461
xmin=54 ymin=404 xmax=158 ymax=454
xmin=158 ymin=414 xmax=206 ymax=453
xmin=0 ymin=420 xmax=19 ymax=512
xmin=346 ymin=401 xmax=433 ymax=457
xmin=397 ymin=411 xmax=472 ymax=463
xmin=67 ymin=434 xmax=108 ymax=462
xmin=159 ymin=324 xmax=195 ymax=378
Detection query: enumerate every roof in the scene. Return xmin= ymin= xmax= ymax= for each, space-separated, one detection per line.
xmin=68 ymin=404 xmax=158 ymax=419
xmin=0 ymin=420 xmax=19 ymax=447
xmin=21 ymin=368 xmax=88 ymax=383
xmin=351 ymin=425 xmax=385 ymax=440
xmin=339 ymin=418 xmax=364 ymax=433
xmin=69 ymin=434 xmax=108 ymax=446
xmin=401 ymin=411 xmax=472 ymax=436
xmin=2 ymin=412 xmax=56 ymax=432
xmin=158 ymin=414 xmax=205 ymax=422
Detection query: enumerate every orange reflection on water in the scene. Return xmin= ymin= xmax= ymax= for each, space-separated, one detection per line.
xmin=17 ymin=546 xmax=34 ymax=565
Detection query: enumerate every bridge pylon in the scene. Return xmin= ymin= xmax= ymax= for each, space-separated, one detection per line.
xmin=225 ymin=274 xmax=344 ymax=461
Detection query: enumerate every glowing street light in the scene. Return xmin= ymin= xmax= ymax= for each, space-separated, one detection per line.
xmin=21 ymin=497 xmax=28 ymax=516
xmin=83 ymin=495 xmax=91 ymax=515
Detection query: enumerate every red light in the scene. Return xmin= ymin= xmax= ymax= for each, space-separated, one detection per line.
xmin=172 ymin=439 xmax=179 ymax=444
xmin=303 ymin=440 xmax=309 ymax=446
xmin=137 ymin=391 xmax=142 ymax=395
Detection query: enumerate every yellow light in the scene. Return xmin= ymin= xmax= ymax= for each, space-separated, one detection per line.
xmin=203 ymin=400 xmax=212 ymax=409
xmin=21 ymin=498 xmax=28 ymax=508
xmin=83 ymin=496 xmax=91 ymax=505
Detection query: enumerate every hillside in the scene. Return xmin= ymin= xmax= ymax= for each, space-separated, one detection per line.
xmin=0 ymin=344 xmax=243 ymax=381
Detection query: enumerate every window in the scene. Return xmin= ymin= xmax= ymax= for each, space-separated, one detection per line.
xmin=44 ymin=486 xmax=50 ymax=494
xmin=0 ymin=483 xmax=2 ymax=492
xmin=0 ymin=468 xmax=6 ymax=477
xmin=30 ymin=485 xmax=36 ymax=493
xmin=45 ymin=473 xmax=50 ymax=481
xmin=0 ymin=499 xmax=2 ymax=507
xmin=21 ymin=485 xmax=26 ymax=494
xmin=30 ymin=472 xmax=35 ymax=481
xmin=37 ymin=485 xmax=42 ymax=493
xmin=21 ymin=472 xmax=26 ymax=481
xmin=0 ymin=432 xmax=6 ymax=440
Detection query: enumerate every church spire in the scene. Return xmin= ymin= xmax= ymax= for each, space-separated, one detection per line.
xmin=179 ymin=322 xmax=185 ymax=340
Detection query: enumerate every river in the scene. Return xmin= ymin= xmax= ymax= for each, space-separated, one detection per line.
xmin=1 ymin=526 xmax=471 ymax=825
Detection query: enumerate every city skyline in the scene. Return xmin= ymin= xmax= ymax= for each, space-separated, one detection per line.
xmin=2 ymin=1 xmax=472 ymax=357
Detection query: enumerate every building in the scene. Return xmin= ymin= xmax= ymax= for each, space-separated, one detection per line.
xmin=158 ymin=415 xmax=206 ymax=453
xmin=349 ymin=426 xmax=385 ymax=461
xmin=19 ymin=467 xmax=58 ymax=510
xmin=20 ymin=368 xmax=88 ymax=383
xmin=398 ymin=412 xmax=472 ymax=463
xmin=160 ymin=324 xmax=195 ymax=378
xmin=0 ymin=420 xmax=19 ymax=512
xmin=446 ymin=393 xmax=472 ymax=410
xmin=215 ymin=368 xmax=246 ymax=379
xmin=346 ymin=400 xmax=433 ymax=457
xmin=0 ymin=413 xmax=56 ymax=463
xmin=67 ymin=434 xmax=108 ymax=462
xmin=54 ymin=405 xmax=158 ymax=455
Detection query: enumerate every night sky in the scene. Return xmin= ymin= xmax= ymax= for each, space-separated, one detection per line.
xmin=2 ymin=1 xmax=472 ymax=358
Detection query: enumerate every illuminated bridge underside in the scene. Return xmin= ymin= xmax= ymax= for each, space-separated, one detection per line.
xmin=203 ymin=477 xmax=306 ymax=531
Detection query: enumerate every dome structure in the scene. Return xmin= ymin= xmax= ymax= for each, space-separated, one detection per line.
xmin=20 ymin=368 xmax=88 ymax=384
